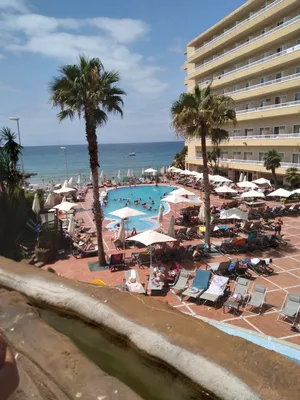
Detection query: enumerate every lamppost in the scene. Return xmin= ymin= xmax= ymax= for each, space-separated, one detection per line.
xmin=10 ymin=117 xmax=25 ymax=186
xmin=60 ymin=146 xmax=69 ymax=180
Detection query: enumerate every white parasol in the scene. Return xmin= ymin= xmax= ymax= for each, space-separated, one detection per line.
xmin=267 ymin=188 xmax=292 ymax=197
xmin=220 ymin=208 xmax=248 ymax=220
xmin=241 ymin=190 xmax=265 ymax=198
xmin=109 ymin=207 xmax=145 ymax=219
xmin=44 ymin=192 xmax=56 ymax=209
xmin=67 ymin=214 xmax=75 ymax=236
xmin=53 ymin=201 xmax=77 ymax=212
xmin=171 ymin=188 xmax=195 ymax=196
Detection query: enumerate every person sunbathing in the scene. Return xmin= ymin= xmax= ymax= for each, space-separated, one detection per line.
xmin=152 ymin=268 xmax=165 ymax=287
xmin=126 ymin=277 xmax=144 ymax=293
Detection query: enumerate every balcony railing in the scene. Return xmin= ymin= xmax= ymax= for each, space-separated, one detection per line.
xmin=187 ymin=156 xmax=300 ymax=168
xmin=236 ymin=100 xmax=300 ymax=115
xmin=224 ymin=72 xmax=300 ymax=96
xmin=190 ymin=14 xmax=300 ymax=73
xmin=188 ymin=0 xmax=283 ymax=58
xmin=190 ymin=43 xmax=300 ymax=83
xmin=186 ymin=133 xmax=300 ymax=142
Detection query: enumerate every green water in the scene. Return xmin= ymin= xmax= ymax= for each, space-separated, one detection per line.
xmin=39 ymin=309 xmax=219 ymax=400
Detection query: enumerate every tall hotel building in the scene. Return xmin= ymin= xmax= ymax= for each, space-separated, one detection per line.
xmin=184 ymin=0 xmax=300 ymax=182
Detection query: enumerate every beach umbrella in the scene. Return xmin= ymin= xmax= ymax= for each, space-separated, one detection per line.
xmin=126 ymin=229 xmax=176 ymax=264
xmin=237 ymin=181 xmax=258 ymax=189
xmin=243 ymin=175 xmax=247 ymax=182
xmin=167 ymin=215 xmax=175 ymax=238
xmin=252 ymin=177 xmax=271 ymax=186
xmin=77 ymin=174 xmax=81 ymax=186
xmin=220 ymin=208 xmax=248 ymax=220
xmin=45 ymin=192 xmax=56 ymax=209
xmin=161 ymin=194 xmax=192 ymax=204
xmin=142 ymin=168 xmax=145 ymax=175
xmin=215 ymin=185 xmax=237 ymax=194
xmin=171 ymin=187 xmax=195 ymax=197
xmin=157 ymin=205 xmax=163 ymax=225
xmin=168 ymin=166 xmax=177 ymax=171
xmin=239 ymin=172 xmax=244 ymax=182
xmin=198 ymin=202 xmax=206 ymax=224
xmin=241 ymin=190 xmax=265 ymax=198
xmin=53 ymin=187 xmax=76 ymax=194
xmin=68 ymin=177 xmax=73 ymax=187
xmin=62 ymin=180 xmax=68 ymax=189
xmin=54 ymin=201 xmax=77 ymax=212
xmin=32 ymin=193 xmax=40 ymax=215
xmin=267 ymin=188 xmax=292 ymax=197
xmin=210 ymin=175 xmax=232 ymax=183
xmin=67 ymin=214 xmax=75 ymax=236
xmin=172 ymin=167 xmax=183 ymax=173
xmin=109 ymin=206 xmax=145 ymax=219
xmin=180 ymin=170 xmax=194 ymax=176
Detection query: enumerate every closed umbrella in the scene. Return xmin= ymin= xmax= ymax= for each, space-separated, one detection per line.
xmin=45 ymin=192 xmax=56 ymax=209
xmin=68 ymin=177 xmax=73 ymax=187
xmin=157 ymin=205 xmax=163 ymax=225
xmin=89 ymin=171 xmax=92 ymax=182
xmin=142 ymin=168 xmax=145 ymax=175
xmin=243 ymin=175 xmax=247 ymax=182
xmin=32 ymin=193 xmax=40 ymax=216
xmin=117 ymin=170 xmax=121 ymax=180
xmin=67 ymin=214 xmax=75 ymax=236
xmin=198 ymin=202 xmax=206 ymax=224
xmin=117 ymin=218 xmax=126 ymax=257
xmin=62 ymin=180 xmax=68 ymax=189
xmin=99 ymin=171 xmax=104 ymax=183
xmin=62 ymin=195 xmax=67 ymax=202
xmin=239 ymin=173 xmax=244 ymax=182
xmin=167 ymin=215 xmax=175 ymax=238
xmin=127 ymin=169 xmax=131 ymax=178
xmin=77 ymin=174 xmax=81 ymax=186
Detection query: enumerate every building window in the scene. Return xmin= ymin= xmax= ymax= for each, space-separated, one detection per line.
xmin=296 ymin=67 xmax=300 ymax=74
xmin=244 ymin=152 xmax=253 ymax=160
xmin=292 ymin=154 xmax=300 ymax=164
xmin=294 ymin=125 xmax=300 ymax=134
xmin=260 ymin=127 xmax=271 ymax=135
xmin=274 ymin=126 xmax=286 ymax=135
xmin=233 ymin=129 xmax=242 ymax=136
xmin=295 ymin=93 xmax=300 ymax=101
xmin=259 ymin=152 xmax=266 ymax=161
xmin=233 ymin=152 xmax=241 ymax=159
xmin=275 ymin=72 xmax=282 ymax=80
xmin=260 ymin=77 xmax=265 ymax=84
xmin=297 ymin=39 xmax=300 ymax=45
xmin=245 ymin=128 xmax=254 ymax=136
xmin=245 ymin=82 xmax=249 ymax=88
xmin=221 ymin=152 xmax=228 ymax=159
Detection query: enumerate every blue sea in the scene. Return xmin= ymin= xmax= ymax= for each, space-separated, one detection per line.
xmin=23 ymin=142 xmax=184 ymax=186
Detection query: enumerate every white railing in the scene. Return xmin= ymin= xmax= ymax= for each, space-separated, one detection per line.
xmin=188 ymin=156 xmax=300 ymax=168
xmin=224 ymin=72 xmax=300 ymax=96
xmin=186 ymin=133 xmax=300 ymax=142
xmin=190 ymin=43 xmax=300 ymax=81
xmin=188 ymin=0 xmax=283 ymax=57
xmin=191 ymin=15 xmax=300 ymax=72
xmin=236 ymin=100 xmax=300 ymax=115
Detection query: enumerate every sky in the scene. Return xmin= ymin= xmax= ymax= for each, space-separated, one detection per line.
xmin=0 ymin=0 xmax=246 ymax=145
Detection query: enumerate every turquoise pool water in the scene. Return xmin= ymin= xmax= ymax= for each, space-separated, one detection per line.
xmin=104 ymin=185 xmax=176 ymax=231
xmin=210 ymin=322 xmax=300 ymax=366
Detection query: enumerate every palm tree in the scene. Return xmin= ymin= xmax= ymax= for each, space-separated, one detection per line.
xmin=49 ymin=55 xmax=126 ymax=265
xmin=171 ymin=146 xmax=187 ymax=169
xmin=263 ymin=150 xmax=282 ymax=187
xmin=0 ymin=126 xmax=23 ymax=174
xmin=171 ymin=85 xmax=236 ymax=246
xmin=285 ymin=167 xmax=300 ymax=188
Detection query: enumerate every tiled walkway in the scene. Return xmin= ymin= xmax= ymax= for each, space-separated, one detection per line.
xmin=45 ymin=184 xmax=300 ymax=346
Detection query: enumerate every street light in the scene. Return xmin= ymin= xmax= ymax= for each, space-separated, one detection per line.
xmin=10 ymin=117 xmax=25 ymax=187
xmin=60 ymin=146 xmax=69 ymax=180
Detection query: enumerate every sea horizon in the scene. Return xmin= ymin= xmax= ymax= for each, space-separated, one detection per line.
xmin=23 ymin=140 xmax=183 ymax=148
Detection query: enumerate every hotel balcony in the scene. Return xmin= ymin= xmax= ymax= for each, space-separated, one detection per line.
xmin=187 ymin=0 xmax=298 ymax=63
xmin=224 ymin=72 xmax=300 ymax=102
xmin=186 ymin=14 xmax=300 ymax=80
xmin=186 ymin=156 xmax=300 ymax=175
xmin=185 ymin=44 xmax=300 ymax=88
xmin=235 ymin=100 xmax=300 ymax=121
xmin=186 ymin=133 xmax=300 ymax=147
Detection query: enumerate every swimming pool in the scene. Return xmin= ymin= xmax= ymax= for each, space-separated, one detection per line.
xmin=104 ymin=185 xmax=177 ymax=231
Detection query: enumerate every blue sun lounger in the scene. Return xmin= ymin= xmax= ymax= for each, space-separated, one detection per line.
xmin=181 ymin=270 xmax=211 ymax=304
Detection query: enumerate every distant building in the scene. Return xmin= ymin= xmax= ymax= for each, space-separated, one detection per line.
xmin=184 ymin=0 xmax=300 ymax=182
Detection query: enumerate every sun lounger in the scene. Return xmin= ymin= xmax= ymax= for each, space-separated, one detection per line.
xmin=135 ymin=252 xmax=151 ymax=268
xmin=73 ymin=242 xmax=98 ymax=258
xmin=108 ymin=253 xmax=125 ymax=271
xmin=278 ymin=293 xmax=300 ymax=324
xmin=230 ymin=277 xmax=251 ymax=305
xmin=206 ymin=260 xmax=230 ymax=274
xmin=199 ymin=276 xmax=229 ymax=308
xmin=171 ymin=270 xmax=190 ymax=293
xmin=247 ymin=284 xmax=267 ymax=314
xmin=181 ymin=270 xmax=211 ymax=303
xmin=147 ymin=265 xmax=164 ymax=295
xmin=124 ymin=269 xmax=146 ymax=294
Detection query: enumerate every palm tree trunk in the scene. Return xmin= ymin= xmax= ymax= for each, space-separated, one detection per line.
xmin=201 ymin=129 xmax=211 ymax=247
xmin=85 ymin=113 xmax=106 ymax=266
xmin=272 ymin=169 xmax=277 ymax=188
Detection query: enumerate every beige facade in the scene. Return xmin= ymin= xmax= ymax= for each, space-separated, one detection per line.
xmin=185 ymin=0 xmax=300 ymax=182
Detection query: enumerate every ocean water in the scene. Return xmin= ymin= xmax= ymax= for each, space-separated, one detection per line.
xmin=23 ymin=142 xmax=184 ymax=186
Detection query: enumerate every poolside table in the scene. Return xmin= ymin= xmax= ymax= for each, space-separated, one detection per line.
xmin=223 ymin=299 xmax=240 ymax=315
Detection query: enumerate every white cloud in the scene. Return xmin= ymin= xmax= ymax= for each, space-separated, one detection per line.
xmin=0 ymin=11 xmax=167 ymax=98
xmin=88 ymin=18 xmax=150 ymax=43
xmin=168 ymin=37 xmax=184 ymax=54
xmin=0 ymin=0 xmax=28 ymax=12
